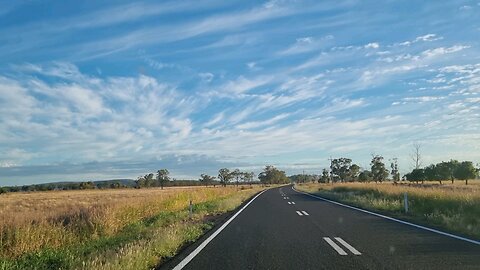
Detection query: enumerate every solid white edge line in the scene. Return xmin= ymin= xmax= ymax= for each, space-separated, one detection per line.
xmin=296 ymin=211 xmax=303 ymax=216
xmin=173 ymin=189 xmax=268 ymax=270
xmin=323 ymin=237 xmax=348 ymax=255
xmin=335 ymin=237 xmax=361 ymax=255
xmin=292 ymin=186 xmax=480 ymax=246
xmin=301 ymin=211 xmax=309 ymax=216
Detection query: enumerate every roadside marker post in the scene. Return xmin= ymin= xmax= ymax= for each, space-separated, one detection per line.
xmin=189 ymin=199 xmax=193 ymax=218
xmin=404 ymin=192 xmax=408 ymax=213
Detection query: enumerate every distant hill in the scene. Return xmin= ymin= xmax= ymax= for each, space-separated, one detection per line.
xmin=0 ymin=179 xmax=136 ymax=192
xmin=0 ymin=178 xmax=211 ymax=193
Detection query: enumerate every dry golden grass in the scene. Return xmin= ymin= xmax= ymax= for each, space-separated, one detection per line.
xmin=296 ymin=181 xmax=480 ymax=239
xmin=298 ymin=181 xmax=480 ymax=201
xmin=0 ymin=186 xmax=256 ymax=259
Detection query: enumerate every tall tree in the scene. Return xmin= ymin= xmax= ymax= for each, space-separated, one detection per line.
xmin=199 ymin=174 xmax=215 ymax=187
xmin=156 ymin=169 xmax=170 ymax=189
xmin=410 ymin=143 xmax=422 ymax=170
xmin=330 ymin=158 xmax=352 ymax=182
xmin=436 ymin=160 xmax=457 ymax=184
xmin=348 ymin=164 xmax=360 ymax=182
xmin=424 ymin=164 xmax=441 ymax=184
xmin=258 ymin=165 xmax=289 ymax=184
xmin=135 ymin=175 xmax=146 ymax=188
xmin=390 ymin=158 xmax=400 ymax=183
xmin=243 ymin=172 xmax=255 ymax=185
xmin=232 ymin=169 xmax=242 ymax=187
xmin=218 ymin=168 xmax=233 ymax=187
xmin=371 ymin=155 xmax=389 ymax=183
xmin=358 ymin=170 xmax=372 ymax=182
xmin=405 ymin=168 xmax=425 ymax=184
xmin=144 ymin=173 xmax=155 ymax=187
xmin=320 ymin=168 xmax=330 ymax=183
xmin=454 ymin=161 xmax=477 ymax=185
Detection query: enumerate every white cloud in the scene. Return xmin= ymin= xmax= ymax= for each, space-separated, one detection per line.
xmin=396 ymin=34 xmax=443 ymax=46
xmin=236 ymin=113 xmax=290 ymax=130
xmin=422 ymin=45 xmax=469 ymax=58
xmin=279 ymin=35 xmax=334 ymax=55
xmin=402 ymin=96 xmax=446 ymax=103
xmin=204 ymin=112 xmax=225 ymax=127
xmin=365 ymin=42 xmax=379 ymax=49
xmin=415 ymin=34 xmax=442 ymax=42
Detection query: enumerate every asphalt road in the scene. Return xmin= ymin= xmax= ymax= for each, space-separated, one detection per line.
xmin=161 ymin=185 xmax=480 ymax=270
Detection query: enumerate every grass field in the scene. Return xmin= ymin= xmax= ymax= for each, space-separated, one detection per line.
xmin=0 ymin=185 xmax=265 ymax=269
xmin=295 ymin=181 xmax=480 ymax=240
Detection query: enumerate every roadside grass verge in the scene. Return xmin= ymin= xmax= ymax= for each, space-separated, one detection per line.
xmin=0 ymin=186 xmax=264 ymax=269
xmin=295 ymin=182 xmax=480 ymax=240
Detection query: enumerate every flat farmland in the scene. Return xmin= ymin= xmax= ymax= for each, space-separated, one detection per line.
xmin=0 ymin=186 xmax=264 ymax=269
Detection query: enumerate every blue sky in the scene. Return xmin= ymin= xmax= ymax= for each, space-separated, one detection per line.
xmin=1 ymin=0 xmax=479 ymax=185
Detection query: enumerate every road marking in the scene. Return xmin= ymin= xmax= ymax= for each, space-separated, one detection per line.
xmin=296 ymin=211 xmax=303 ymax=216
xmin=287 ymin=202 xmax=292 ymax=204
xmin=301 ymin=211 xmax=309 ymax=216
xmin=291 ymin=202 xmax=295 ymax=204
xmin=323 ymin=237 xmax=347 ymax=255
xmin=172 ymin=189 xmax=268 ymax=270
xmin=292 ymin=186 xmax=480 ymax=246
xmin=286 ymin=197 xmax=289 ymax=199
xmin=335 ymin=237 xmax=361 ymax=255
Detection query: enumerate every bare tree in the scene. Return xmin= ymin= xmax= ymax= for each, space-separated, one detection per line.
xmin=410 ymin=143 xmax=422 ymax=170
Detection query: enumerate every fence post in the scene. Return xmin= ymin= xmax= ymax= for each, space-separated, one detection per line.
xmin=189 ymin=199 xmax=193 ymax=218
xmin=404 ymin=192 xmax=408 ymax=213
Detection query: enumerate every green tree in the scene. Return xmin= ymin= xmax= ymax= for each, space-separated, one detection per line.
xmin=454 ymin=161 xmax=477 ymax=185
xmin=348 ymin=164 xmax=360 ymax=182
xmin=258 ymin=165 xmax=289 ymax=185
xmin=157 ymin=169 xmax=170 ymax=189
xmin=405 ymin=168 xmax=425 ymax=183
xmin=144 ymin=173 xmax=155 ymax=187
xmin=424 ymin=164 xmax=441 ymax=184
xmin=436 ymin=160 xmax=457 ymax=184
xmin=232 ymin=169 xmax=242 ymax=186
xmin=371 ymin=155 xmax=388 ymax=183
xmin=79 ymin=181 xmax=95 ymax=189
xmin=243 ymin=172 xmax=255 ymax=186
xmin=320 ymin=169 xmax=330 ymax=183
xmin=358 ymin=170 xmax=372 ymax=182
xmin=390 ymin=158 xmax=400 ymax=183
xmin=330 ymin=158 xmax=352 ymax=182
xmin=199 ymin=174 xmax=215 ymax=187
xmin=135 ymin=176 xmax=146 ymax=188
xmin=218 ymin=168 xmax=233 ymax=187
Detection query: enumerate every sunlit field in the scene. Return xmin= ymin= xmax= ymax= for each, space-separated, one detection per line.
xmin=296 ymin=182 xmax=480 ymax=239
xmin=0 ymin=186 xmax=264 ymax=269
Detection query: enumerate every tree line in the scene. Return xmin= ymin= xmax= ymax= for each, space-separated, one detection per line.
xmin=1 ymin=165 xmax=291 ymax=195
xmin=404 ymin=160 xmax=477 ymax=185
xmin=198 ymin=165 xmax=289 ymax=187
xmin=291 ymin=155 xmax=479 ymax=185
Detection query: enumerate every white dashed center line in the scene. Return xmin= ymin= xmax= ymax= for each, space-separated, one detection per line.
xmin=323 ymin=237 xmax=347 ymax=255
xmin=335 ymin=237 xmax=362 ymax=255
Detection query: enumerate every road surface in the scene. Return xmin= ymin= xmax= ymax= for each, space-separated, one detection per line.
xmin=160 ymin=185 xmax=480 ymax=270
